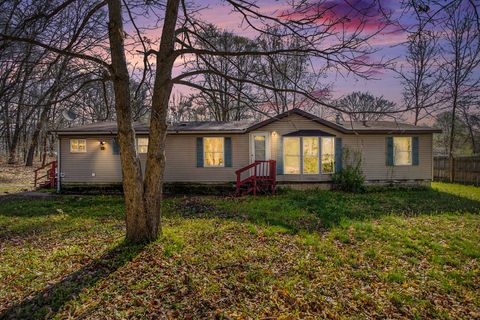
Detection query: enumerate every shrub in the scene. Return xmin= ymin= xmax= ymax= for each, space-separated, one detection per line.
xmin=332 ymin=148 xmax=365 ymax=192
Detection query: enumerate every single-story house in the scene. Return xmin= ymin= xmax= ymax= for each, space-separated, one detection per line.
xmin=54 ymin=108 xmax=441 ymax=191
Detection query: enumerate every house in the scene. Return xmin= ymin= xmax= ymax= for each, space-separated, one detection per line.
xmin=53 ymin=108 xmax=441 ymax=192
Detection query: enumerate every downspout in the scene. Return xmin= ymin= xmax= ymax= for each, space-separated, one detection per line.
xmin=57 ymin=136 xmax=61 ymax=193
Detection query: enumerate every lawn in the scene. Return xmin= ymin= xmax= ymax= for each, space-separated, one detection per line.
xmin=0 ymin=182 xmax=479 ymax=319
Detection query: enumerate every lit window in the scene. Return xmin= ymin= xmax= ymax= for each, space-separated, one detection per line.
xmin=70 ymin=139 xmax=86 ymax=153
xmin=284 ymin=137 xmax=301 ymax=174
xmin=204 ymin=137 xmax=224 ymax=167
xmin=303 ymin=137 xmax=319 ymax=174
xmin=137 ymin=137 xmax=149 ymax=154
xmin=394 ymin=137 xmax=412 ymax=165
xmin=321 ymin=137 xmax=335 ymax=174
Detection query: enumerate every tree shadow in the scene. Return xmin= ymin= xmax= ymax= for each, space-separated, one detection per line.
xmin=0 ymin=241 xmax=145 ymax=320
xmin=167 ymin=187 xmax=480 ymax=234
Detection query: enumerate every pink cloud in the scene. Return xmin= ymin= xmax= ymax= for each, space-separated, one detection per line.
xmin=279 ymin=0 xmax=396 ymax=33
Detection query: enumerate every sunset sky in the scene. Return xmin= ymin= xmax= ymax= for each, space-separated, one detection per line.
xmin=163 ymin=0 xmax=414 ymax=107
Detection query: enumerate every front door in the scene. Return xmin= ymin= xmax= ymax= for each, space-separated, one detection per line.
xmin=250 ymin=132 xmax=270 ymax=162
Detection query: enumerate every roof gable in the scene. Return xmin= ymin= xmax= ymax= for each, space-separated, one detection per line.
xmin=246 ymin=108 xmax=348 ymax=133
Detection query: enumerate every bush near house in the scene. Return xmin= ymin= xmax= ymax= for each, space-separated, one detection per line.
xmin=0 ymin=182 xmax=479 ymax=319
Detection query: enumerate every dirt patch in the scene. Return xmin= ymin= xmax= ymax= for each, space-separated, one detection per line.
xmin=0 ymin=158 xmax=54 ymax=195
xmin=172 ymin=197 xmax=246 ymax=220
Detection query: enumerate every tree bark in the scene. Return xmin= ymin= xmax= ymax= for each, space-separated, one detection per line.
xmin=107 ymin=0 xmax=151 ymax=243
xmin=143 ymin=0 xmax=181 ymax=238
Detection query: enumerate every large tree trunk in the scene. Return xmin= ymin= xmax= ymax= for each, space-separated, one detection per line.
xmin=143 ymin=0 xmax=180 ymax=239
xmin=107 ymin=0 xmax=151 ymax=243
xmin=107 ymin=0 xmax=180 ymax=243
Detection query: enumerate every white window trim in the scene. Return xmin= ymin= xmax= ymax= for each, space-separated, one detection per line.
xmin=303 ymin=137 xmax=320 ymax=175
xmin=203 ymin=137 xmax=225 ymax=168
xmin=283 ymin=137 xmax=301 ymax=175
xmin=321 ymin=137 xmax=335 ymax=175
xmin=393 ymin=136 xmax=412 ymax=166
xmin=136 ymin=137 xmax=149 ymax=154
xmin=70 ymin=139 xmax=87 ymax=153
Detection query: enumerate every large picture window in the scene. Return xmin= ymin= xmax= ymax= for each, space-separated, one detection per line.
xmin=284 ymin=137 xmax=301 ymax=174
xmin=321 ymin=137 xmax=335 ymax=174
xmin=137 ymin=138 xmax=149 ymax=154
xmin=303 ymin=137 xmax=319 ymax=174
xmin=204 ymin=137 xmax=224 ymax=167
xmin=394 ymin=137 xmax=412 ymax=165
xmin=70 ymin=139 xmax=86 ymax=153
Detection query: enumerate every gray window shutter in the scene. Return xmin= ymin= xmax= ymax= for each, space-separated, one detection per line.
xmin=276 ymin=136 xmax=283 ymax=175
xmin=412 ymin=136 xmax=419 ymax=166
xmin=386 ymin=137 xmax=394 ymax=166
xmin=224 ymin=137 xmax=232 ymax=167
xmin=335 ymin=137 xmax=342 ymax=173
xmin=112 ymin=138 xmax=120 ymax=155
xmin=196 ymin=137 xmax=203 ymax=167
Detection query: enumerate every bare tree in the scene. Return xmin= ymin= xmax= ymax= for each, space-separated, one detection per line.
xmin=440 ymin=1 xmax=480 ymax=180
xmin=335 ymin=91 xmax=398 ymax=122
xmin=399 ymin=25 xmax=444 ymax=125
xmin=192 ymin=26 xmax=258 ymax=121
xmin=1 ymin=0 xmax=391 ymax=242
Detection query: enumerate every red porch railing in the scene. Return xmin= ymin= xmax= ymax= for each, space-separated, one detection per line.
xmin=235 ymin=160 xmax=276 ymax=196
xmin=34 ymin=161 xmax=57 ymax=189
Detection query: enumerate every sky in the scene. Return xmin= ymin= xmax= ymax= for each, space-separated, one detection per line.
xmin=177 ymin=0 xmax=412 ymax=104
xmin=130 ymin=0 xmax=416 ymax=110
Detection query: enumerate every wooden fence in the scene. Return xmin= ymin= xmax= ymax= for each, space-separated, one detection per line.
xmin=434 ymin=156 xmax=480 ymax=186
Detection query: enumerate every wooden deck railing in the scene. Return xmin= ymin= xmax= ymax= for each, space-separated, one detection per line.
xmin=34 ymin=161 xmax=57 ymax=189
xmin=235 ymin=160 xmax=276 ymax=196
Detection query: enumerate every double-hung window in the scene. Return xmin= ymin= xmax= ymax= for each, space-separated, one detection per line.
xmin=204 ymin=137 xmax=224 ymax=167
xmin=394 ymin=137 xmax=412 ymax=165
xmin=321 ymin=137 xmax=335 ymax=174
xmin=70 ymin=139 xmax=86 ymax=152
xmin=137 ymin=138 xmax=149 ymax=154
xmin=283 ymin=136 xmax=334 ymax=174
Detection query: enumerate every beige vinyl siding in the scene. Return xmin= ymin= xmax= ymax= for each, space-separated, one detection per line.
xmin=59 ymin=113 xmax=434 ymax=185
xmin=163 ymin=134 xmax=249 ymax=182
xmin=60 ymin=133 xmax=249 ymax=184
xmin=258 ymin=114 xmax=433 ymax=182
xmin=60 ymin=136 xmax=122 ymax=183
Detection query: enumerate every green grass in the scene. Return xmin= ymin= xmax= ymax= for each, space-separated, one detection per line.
xmin=0 ymin=182 xmax=479 ymax=319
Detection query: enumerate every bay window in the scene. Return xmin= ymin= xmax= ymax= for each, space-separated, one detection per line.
xmin=204 ymin=137 xmax=224 ymax=167
xmin=283 ymin=136 xmax=334 ymax=174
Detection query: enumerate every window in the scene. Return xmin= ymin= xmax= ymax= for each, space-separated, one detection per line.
xmin=284 ymin=137 xmax=301 ymax=174
xmin=303 ymin=137 xmax=319 ymax=174
xmin=70 ymin=139 xmax=86 ymax=152
xmin=204 ymin=137 xmax=224 ymax=167
xmin=137 ymin=138 xmax=149 ymax=154
xmin=394 ymin=137 xmax=412 ymax=165
xmin=321 ymin=137 xmax=335 ymax=174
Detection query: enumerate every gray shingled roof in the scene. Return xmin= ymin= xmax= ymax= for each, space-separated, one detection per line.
xmin=55 ymin=120 xmax=255 ymax=134
xmin=338 ymin=120 xmax=440 ymax=133
xmin=54 ymin=109 xmax=441 ymax=135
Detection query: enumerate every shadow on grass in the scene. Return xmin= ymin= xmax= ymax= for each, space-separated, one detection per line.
xmin=0 ymin=241 xmax=145 ymax=320
xmin=0 ymin=196 xmax=125 ymax=241
xmin=170 ymin=186 xmax=480 ymax=233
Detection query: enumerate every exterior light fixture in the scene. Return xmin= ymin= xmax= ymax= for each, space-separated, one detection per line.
xmin=100 ymin=140 xmax=106 ymax=150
